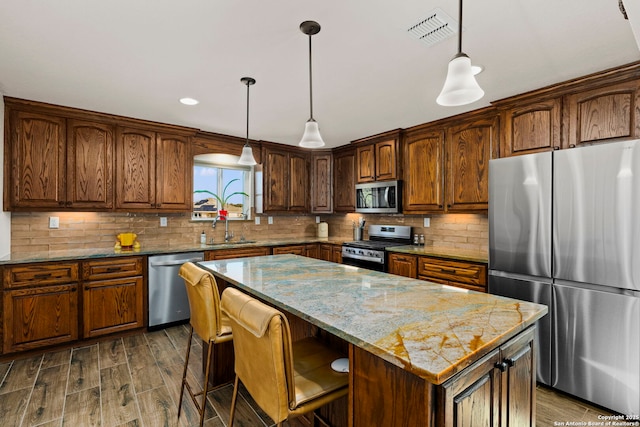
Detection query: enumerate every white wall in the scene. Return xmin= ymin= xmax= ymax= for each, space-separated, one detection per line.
xmin=0 ymin=95 xmax=11 ymax=258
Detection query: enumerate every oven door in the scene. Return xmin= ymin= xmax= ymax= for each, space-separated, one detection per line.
xmin=341 ymin=247 xmax=385 ymax=272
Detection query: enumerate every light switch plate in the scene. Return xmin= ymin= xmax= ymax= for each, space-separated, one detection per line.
xmin=316 ymin=216 xmax=320 ymax=223
xmin=255 ymin=216 xmax=260 ymax=225
xmin=160 ymin=217 xmax=167 ymax=227
xmin=49 ymin=216 xmax=59 ymax=229
xmin=268 ymin=216 xmax=273 ymax=225
xmin=423 ymin=217 xmax=430 ymax=227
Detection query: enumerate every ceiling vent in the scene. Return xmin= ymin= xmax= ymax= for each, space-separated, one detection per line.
xmin=407 ymin=8 xmax=458 ymax=47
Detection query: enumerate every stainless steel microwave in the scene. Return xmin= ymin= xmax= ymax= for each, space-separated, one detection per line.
xmin=355 ymin=180 xmax=402 ymax=213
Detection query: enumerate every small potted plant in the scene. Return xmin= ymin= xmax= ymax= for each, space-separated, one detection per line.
xmin=194 ymin=179 xmax=249 ymax=220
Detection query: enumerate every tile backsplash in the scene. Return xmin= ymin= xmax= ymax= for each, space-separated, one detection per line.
xmin=9 ymin=211 xmax=488 ymax=256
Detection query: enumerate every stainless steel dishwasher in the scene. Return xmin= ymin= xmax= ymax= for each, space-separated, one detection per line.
xmin=148 ymin=252 xmax=204 ymax=328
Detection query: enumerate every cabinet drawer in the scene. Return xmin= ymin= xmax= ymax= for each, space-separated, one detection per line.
xmin=82 ymin=256 xmax=143 ymax=280
xmin=207 ymin=247 xmax=271 ymax=260
xmin=3 ymin=262 xmax=79 ymax=289
xmin=418 ymin=257 xmax=487 ymax=287
xmin=273 ymin=245 xmax=306 ymax=255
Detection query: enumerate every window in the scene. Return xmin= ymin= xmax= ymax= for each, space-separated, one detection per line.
xmin=193 ymin=161 xmax=252 ymax=220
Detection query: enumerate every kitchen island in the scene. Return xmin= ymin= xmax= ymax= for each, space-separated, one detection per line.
xmin=198 ymin=254 xmax=547 ymax=427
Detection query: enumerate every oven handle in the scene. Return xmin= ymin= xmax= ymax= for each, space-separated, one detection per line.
xmin=341 ymin=251 xmax=384 ymax=264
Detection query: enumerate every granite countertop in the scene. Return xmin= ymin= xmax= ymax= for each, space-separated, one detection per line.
xmin=198 ymin=254 xmax=546 ymax=385
xmin=386 ymin=245 xmax=488 ymax=263
xmin=0 ymin=237 xmax=346 ymax=265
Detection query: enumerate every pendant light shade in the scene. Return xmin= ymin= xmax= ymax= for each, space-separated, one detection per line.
xmin=237 ymin=77 xmax=257 ymax=166
xmin=436 ymin=0 xmax=484 ymax=107
xmin=299 ymin=21 xmax=325 ymax=148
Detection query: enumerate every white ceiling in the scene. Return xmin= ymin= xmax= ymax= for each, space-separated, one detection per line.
xmin=1 ymin=0 xmax=639 ymax=148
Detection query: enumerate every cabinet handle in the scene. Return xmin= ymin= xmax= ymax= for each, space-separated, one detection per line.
xmin=34 ymin=273 xmax=52 ymax=279
xmin=569 ymin=144 xmax=576 ymax=148
xmin=495 ymin=361 xmax=508 ymax=372
xmin=58 ymin=201 xmax=65 ymax=206
xmin=66 ymin=201 xmax=72 ymax=207
xmin=438 ymin=204 xmax=443 ymax=208
xmin=440 ymin=268 xmax=456 ymax=274
xmin=106 ymin=267 xmax=121 ymax=272
xmin=505 ymin=346 xmax=530 ymax=367
xmin=553 ymin=146 xmax=560 ymax=150
xmin=447 ymin=204 xmax=451 ymax=208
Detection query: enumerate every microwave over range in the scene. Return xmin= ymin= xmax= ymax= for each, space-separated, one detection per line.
xmin=355 ymin=180 xmax=402 ymax=214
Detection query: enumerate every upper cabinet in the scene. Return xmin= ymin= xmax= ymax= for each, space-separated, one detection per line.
xmin=310 ymin=151 xmax=332 ymax=213
xmin=332 ymin=145 xmax=356 ymax=212
xmin=115 ymin=127 xmax=191 ymax=211
xmin=353 ymin=130 xmax=402 ymax=183
xmin=262 ymin=143 xmax=309 ymax=213
xmin=403 ymin=127 xmax=444 ymax=212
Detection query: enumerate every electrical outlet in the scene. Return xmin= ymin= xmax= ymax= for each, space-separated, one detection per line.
xmin=268 ymin=216 xmax=273 ymax=225
xmin=424 ymin=217 xmax=430 ymax=227
xmin=160 ymin=217 xmax=167 ymax=227
xmin=255 ymin=216 xmax=261 ymax=225
xmin=49 ymin=216 xmax=59 ymax=229
xmin=316 ymin=216 xmax=320 ymax=223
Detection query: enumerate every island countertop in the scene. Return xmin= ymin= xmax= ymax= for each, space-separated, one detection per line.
xmin=198 ymin=254 xmax=547 ymax=385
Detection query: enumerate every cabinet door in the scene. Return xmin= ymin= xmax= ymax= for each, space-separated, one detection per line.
xmin=375 ymin=139 xmax=398 ymax=181
xmin=83 ymin=276 xmax=144 ymax=338
xmin=263 ymin=148 xmax=289 ymax=211
xmin=116 ymin=127 xmax=156 ymax=209
xmin=403 ymin=129 xmax=445 ymax=213
xmin=311 ymin=152 xmax=332 ymax=213
xmin=387 ymin=253 xmax=417 ymax=278
xmin=441 ymin=347 xmax=501 ymax=427
xmin=333 ymin=147 xmax=356 ymax=212
xmin=499 ymin=327 xmax=535 ymax=427
xmin=305 ymin=243 xmax=320 ymax=259
xmin=289 ymin=151 xmax=309 ymax=212
xmin=565 ymin=79 xmax=640 ymax=147
xmin=446 ymin=116 xmax=498 ymax=212
xmin=500 ymin=98 xmax=562 ymax=157
xmin=273 ymin=245 xmax=306 ymax=255
xmin=331 ymin=245 xmax=343 ymax=263
xmin=9 ymin=110 xmax=66 ymax=209
xmin=319 ymin=244 xmax=332 ymax=261
xmin=155 ymin=133 xmax=191 ymax=210
xmin=356 ymin=144 xmax=376 ymax=183
xmin=67 ymin=119 xmax=114 ymax=209
xmin=418 ymin=257 xmax=487 ymax=292
xmin=3 ymin=284 xmax=79 ymax=353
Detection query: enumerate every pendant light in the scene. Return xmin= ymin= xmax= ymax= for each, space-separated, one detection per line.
xmin=436 ymin=0 xmax=484 ymax=106
xmin=299 ymin=20 xmax=325 ymax=148
xmin=238 ymin=77 xmax=258 ymax=165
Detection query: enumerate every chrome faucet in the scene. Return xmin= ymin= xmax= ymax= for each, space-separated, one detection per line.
xmin=212 ymin=215 xmax=233 ymax=242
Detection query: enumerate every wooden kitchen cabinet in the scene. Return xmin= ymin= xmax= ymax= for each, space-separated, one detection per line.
xmin=2 ymin=262 xmax=80 ymax=353
xmin=402 ymin=127 xmax=445 ymax=212
xmin=319 ymin=243 xmax=333 ymax=261
xmin=418 ymin=256 xmax=487 ymax=292
xmin=311 ymin=151 xmax=332 ymax=213
xmin=353 ymin=129 xmax=402 ymax=183
xmin=205 ymin=246 xmax=271 ymax=261
xmin=81 ymin=257 xmax=144 ymax=338
xmin=564 ymin=79 xmax=640 ymax=148
xmin=332 ymin=145 xmax=356 ymax=212
xmin=305 ymin=243 xmax=320 ymax=259
xmin=387 ymin=253 xmax=417 ymax=278
xmin=116 ymin=127 xmax=191 ymax=211
xmin=446 ymin=112 xmax=499 ymax=212
xmin=439 ymin=326 xmax=536 ymax=427
xmin=272 ymin=245 xmax=306 ymax=256
xmin=332 ymin=244 xmax=342 ymax=263
xmin=262 ymin=144 xmax=310 ymax=213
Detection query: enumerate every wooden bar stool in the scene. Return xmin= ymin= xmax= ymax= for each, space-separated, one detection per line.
xmin=220 ymin=287 xmax=349 ymax=427
xmin=177 ymin=262 xmax=233 ymax=427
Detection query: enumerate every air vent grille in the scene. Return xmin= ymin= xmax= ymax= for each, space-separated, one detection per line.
xmin=407 ymin=8 xmax=458 ymax=47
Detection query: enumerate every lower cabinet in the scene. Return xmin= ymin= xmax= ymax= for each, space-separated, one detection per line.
xmin=2 ymin=262 xmax=80 ymax=353
xmin=439 ymin=326 xmax=536 ymax=427
xmin=272 ymin=245 xmax=306 ymax=256
xmin=388 ymin=253 xmax=417 ymax=278
xmin=82 ymin=257 xmax=144 ymax=338
xmin=206 ymin=246 xmax=271 ymax=260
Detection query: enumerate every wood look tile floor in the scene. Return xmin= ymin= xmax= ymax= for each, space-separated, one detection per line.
xmin=0 ymin=324 xmax=617 ymax=427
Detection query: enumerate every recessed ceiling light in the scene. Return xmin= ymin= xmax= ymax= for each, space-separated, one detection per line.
xmin=471 ymin=65 xmax=484 ymax=75
xmin=179 ymin=97 xmax=199 ymax=105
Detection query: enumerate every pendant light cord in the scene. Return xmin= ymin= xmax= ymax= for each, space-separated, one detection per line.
xmin=457 ymin=0 xmax=463 ymax=54
xmin=308 ymin=33 xmax=314 ymax=120
xmin=245 ymin=80 xmax=250 ymax=144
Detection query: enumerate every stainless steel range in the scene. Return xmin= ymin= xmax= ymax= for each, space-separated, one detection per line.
xmin=342 ymin=225 xmax=412 ymax=272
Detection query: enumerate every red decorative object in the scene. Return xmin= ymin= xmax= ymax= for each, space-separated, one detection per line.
xmin=219 ymin=209 xmax=228 ymax=220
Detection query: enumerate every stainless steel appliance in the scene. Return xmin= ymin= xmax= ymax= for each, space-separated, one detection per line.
xmin=355 ymin=180 xmax=402 ymax=213
xmin=342 ymin=224 xmax=412 ymax=271
xmin=489 ymin=139 xmax=640 ymax=415
xmin=148 ymin=252 xmax=204 ymax=328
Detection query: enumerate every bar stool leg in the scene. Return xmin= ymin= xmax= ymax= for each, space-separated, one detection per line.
xmin=177 ymin=325 xmax=194 ymax=418
xmin=229 ymin=375 xmax=240 ymax=427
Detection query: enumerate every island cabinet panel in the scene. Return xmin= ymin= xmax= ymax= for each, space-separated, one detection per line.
xmin=418 ymin=256 xmax=487 ymax=292
xmin=311 ymin=151 xmax=332 ymax=213
xmin=387 ymin=252 xmax=417 ymax=278
xmin=205 ymin=246 xmax=271 ymax=261
xmin=403 ymin=128 xmax=445 ymax=212
xmin=440 ymin=326 xmax=536 ymax=427
xmin=565 ymin=79 xmax=640 ymax=147
xmin=499 ymin=98 xmax=562 ymax=157
xmin=332 ymin=146 xmax=356 ymax=212
xmin=8 ymin=110 xmax=67 ymax=209
xmin=81 ymin=257 xmax=144 ymax=338
xmin=446 ymin=114 xmax=498 ymax=212
xmin=2 ymin=262 xmax=80 ymax=353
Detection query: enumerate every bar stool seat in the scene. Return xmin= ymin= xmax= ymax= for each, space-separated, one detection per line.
xmin=220 ymin=287 xmax=349 ymax=427
xmin=177 ymin=262 xmax=233 ymax=427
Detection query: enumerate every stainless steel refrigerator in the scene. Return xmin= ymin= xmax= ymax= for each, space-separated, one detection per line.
xmin=489 ymin=139 xmax=640 ymax=415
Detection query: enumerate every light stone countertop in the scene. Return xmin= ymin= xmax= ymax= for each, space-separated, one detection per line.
xmin=198 ymin=254 xmax=546 ymax=385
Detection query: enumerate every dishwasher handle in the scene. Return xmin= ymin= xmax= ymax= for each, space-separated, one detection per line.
xmin=150 ymin=257 xmax=204 ymax=267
